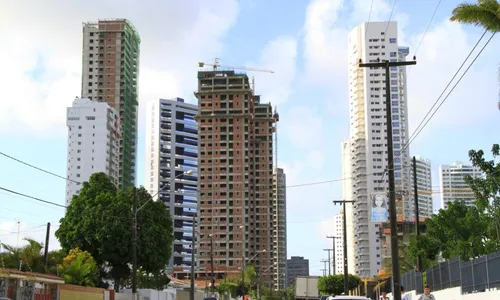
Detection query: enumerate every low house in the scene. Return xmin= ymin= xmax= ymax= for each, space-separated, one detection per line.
xmin=0 ymin=268 xmax=64 ymax=300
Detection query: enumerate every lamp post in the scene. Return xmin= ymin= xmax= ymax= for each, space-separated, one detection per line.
xmin=242 ymin=250 xmax=266 ymax=297
xmin=332 ymin=200 xmax=354 ymax=295
xmin=207 ymin=225 xmax=243 ymax=295
xmin=132 ymin=169 xmax=194 ymax=298
xmin=323 ymin=249 xmax=333 ymax=275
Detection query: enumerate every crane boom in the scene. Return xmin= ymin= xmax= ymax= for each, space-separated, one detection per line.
xmin=198 ymin=59 xmax=274 ymax=74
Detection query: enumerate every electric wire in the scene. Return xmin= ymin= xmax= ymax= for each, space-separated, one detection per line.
xmin=407 ymin=0 xmax=443 ymax=76
xmin=382 ymin=0 xmax=398 ymax=36
xmin=0 ymin=151 xmax=81 ymax=184
xmin=401 ymin=30 xmax=493 ymax=155
xmin=0 ymin=186 xmax=66 ymax=208
xmin=364 ymin=0 xmax=376 ymax=37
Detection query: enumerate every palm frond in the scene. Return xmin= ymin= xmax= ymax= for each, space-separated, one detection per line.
xmin=450 ymin=2 xmax=500 ymax=32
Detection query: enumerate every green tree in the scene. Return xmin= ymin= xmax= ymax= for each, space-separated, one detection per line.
xmin=59 ymin=248 xmax=99 ymax=287
xmin=317 ymin=274 xmax=360 ymax=295
xmin=284 ymin=281 xmax=296 ymax=300
xmin=1 ymin=238 xmax=45 ymax=273
xmin=55 ymin=172 xmax=174 ymax=290
xmin=135 ymin=268 xmax=171 ymax=290
xmin=466 ymin=144 xmax=500 ymax=251
xmin=450 ymin=0 xmax=500 ymax=32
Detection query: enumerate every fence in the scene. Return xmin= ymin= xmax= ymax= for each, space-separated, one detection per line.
xmin=387 ymin=250 xmax=500 ymax=295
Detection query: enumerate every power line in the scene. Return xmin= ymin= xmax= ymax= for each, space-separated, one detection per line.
xmin=364 ymin=0 xmax=376 ymax=37
xmin=407 ymin=0 xmax=442 ymax=76
xmin=401 ymin=30 xmax=493 ymax=155
xmin=0 ymin=187 xmax=66 ymax=208
xmin=0 ymin=151 xmax=81 ymax=184
xmin=382 ymin=0 xmax=398 ymax=36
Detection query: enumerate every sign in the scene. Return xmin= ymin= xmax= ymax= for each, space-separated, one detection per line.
xmin=371 ymin=193 xmax=388 ymax=222
xmin=166 ymin=266 xmax=174 ymax=276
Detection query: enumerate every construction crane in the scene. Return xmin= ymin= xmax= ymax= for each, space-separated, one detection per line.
xmin=198 ymin=58 xmax=275 ymax=92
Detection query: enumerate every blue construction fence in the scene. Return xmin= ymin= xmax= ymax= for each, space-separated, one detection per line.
xmin=386 ymin=250 xmax=500 ymax=295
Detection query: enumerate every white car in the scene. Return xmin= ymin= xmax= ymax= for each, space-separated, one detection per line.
xmin=332 ymin=296 xmax=370 ymax=300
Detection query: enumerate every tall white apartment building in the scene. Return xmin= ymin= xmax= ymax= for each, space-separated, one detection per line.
xmin=273 ymin=168 xmax=287 ymax=290
xmin=145 ymin=98 xmax=198 ymax=276
xmin=439 ymin=162 xmax=482 ymax=209
xmin=347 ymin=21 xmax=412 ymax=278
xmin=413 ymin=157 xmax=433 ymax=218
xmin=341 ymin=141 xmax=355 ymax=275
xmin=65 ymin=98 xmax=121 ymax=206
xmin=333 ymin=211 xmax=345 ymax=275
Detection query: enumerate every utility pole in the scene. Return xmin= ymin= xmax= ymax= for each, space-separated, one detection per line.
xmin=210 ymin=234 xmax=215 ymax=294
xmin=333 ymin=200 xmax=354 ymax=295
xmin=413 ymin=156 xmax=422 ymax=272
xmin=359 ymin=57 xmax=417 ymax=300
xmin=326 ymin=236 xmax=340 ymax=275
xmin=190 ymin=214 xmax=196 ymax=300
xmin=323 ymin=249 xmax=333 ymax=275
xmin=321 ymin=259 xmax=328 ymax=276
xmin=43 ymin=222 xmax=50 ymax=272
xmin=132 ymin=187 xmax=138 ymax=298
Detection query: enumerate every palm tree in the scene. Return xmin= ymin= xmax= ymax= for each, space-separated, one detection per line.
xmin=450 ymin=0 xmax=500 ymax=32
xmin=1 ymin=239 xmax=45 ymax=272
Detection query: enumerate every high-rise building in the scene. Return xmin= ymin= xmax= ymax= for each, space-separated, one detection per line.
xmin=286 ymin=256 xmax=309 ymax=287
xmin=332 ymin=211 xmax=344 ymax=275
xmin=347 ymin=21 xmax=412 ymax=278
xmin=341 ymin=141 xmax=356 ymax=275
xmin=273 ymin=168 xmax=287 ymax=290
xmin=439 ymin=162 xmax=482 ymax=209
xmin=413 ymin=157 xmax=433 ymax=218
xmin=145 ymin=98 xmax=198 ymax=276
xmin=66 ymin=98 xmax=121 ymax=206
xmin=195 ymin=70 xmax=278 ymax=282
xmin=82 ymin=19 xmax=141 ymax=189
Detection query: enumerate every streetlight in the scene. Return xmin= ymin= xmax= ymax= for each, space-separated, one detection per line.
xmin=326 ymin=236 xmax=340 ymax=275
xmin=207 ymin=225 xmax=244 ymax=295
xmin=242 ymin=250 xmax=266 ymax=296
xmin=132 ymin=169 xmax=194 ymax=298
xmin=256 ymin=262 xmax=276 ymax=300
xmin=332 ymin=199 xmax=354 ymax=295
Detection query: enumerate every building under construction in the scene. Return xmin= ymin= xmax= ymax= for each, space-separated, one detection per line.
xmin=195 ymin=67 xmax=278 ymax=285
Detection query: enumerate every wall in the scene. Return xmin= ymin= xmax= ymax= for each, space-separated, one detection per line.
xmin=175 ymin=289 xmax=204 ymax=300
xmin=389 ymin=288 xmax=500 ymax=300
xmin=59 ymin=284 xmax=105 ymax=300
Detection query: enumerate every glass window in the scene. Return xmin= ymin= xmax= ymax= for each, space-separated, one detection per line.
xmin=391 ymin=80 xmax=398 ymax=85
xmin=391 ymin=87 xmax=398 ymax=92
xmin=390 ymin=66 xmax=397 ymax=71
xmin=394 ymin=157 xmax=401 ymax=163
xmin=390 ymin=52 xmax=397 ymax=57
xmin=394 ymin=165 xmax=401 ymax=170
xmin=392 ymin=108 xmax=399 ymax=113
xmin=393 ymin=136 xmax=400 ymax=142
xmin=395 ymin=172 xmax=401 ymax=178
xmin=390 ymin=38 xmax=397 ymax=43
xmin=394 ymin=143 xmax=401 ymax=149
xmin=394 ymin=151 xmax=401 ymax=156
xmin=393 ymin=129 xmax=400 ymax=135
xmin=392 ymin=94 xmax=399 ymax=99
xmin=391 ymin=73 xmax=398 ymax=78
xmin=392 ymin=101 xmax=398 ymax=106
xmin=392 ymin=115 xmax=399 ymax=120
xmin=393 ymin=122 xmax=399 ymax=127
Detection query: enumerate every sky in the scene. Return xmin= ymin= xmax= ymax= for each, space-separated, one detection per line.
xmin=0 ymin=0 xmax=499 ymax=276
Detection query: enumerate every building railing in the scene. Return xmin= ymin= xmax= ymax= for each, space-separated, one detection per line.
xmin=385 ymin=250 xmax=500 ymax=295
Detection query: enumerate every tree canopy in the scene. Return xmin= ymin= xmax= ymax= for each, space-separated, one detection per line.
xmin=317 ymin=274 xmax=360 ymax=295
xmin=408 ymin=144 xmax=500 ymax=264
xmin=451 ymin=0 xmax=500 ymax=32
xmin=55 ymin=172 xmax=174 ymax=290
xmin=59 ymin=248 xmax=99 ymax=287
xmin=0 ymin=238 xmax=63 ymax=274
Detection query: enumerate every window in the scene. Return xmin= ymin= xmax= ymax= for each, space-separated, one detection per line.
xmin=391 ymin=94 xmax=399 ymax=99
xmin=393 ymin=129 xmax=400 ymax=135
xmin=392 ymin=115 xmax=399 ymax=120
xmin=394 ymin=143 xmax=401 ymax=149
xmin=395 ymin=172 xmax=401 ymax=178
xmin=393 ymin=122 xmax=400 ymax=127
xmin=391 ymin=73 xmax=398 ymax=78
xmin=392 ymin=108 xmax=399 ymax=113
xmin=86 ymin=116 xmax=95 ymax=120
xmin=390 ymin=38 xmax=397 ymax=43
xmin=394 ymin=157 xmax=401 ymax=163
xmin=391 ymin=80 xmax=398 ymax=85
xmin=76 ymin=174 xmax=81 ymax=178
xmin=390 ymin=66 xmax=397 ymax=71
xmin=392 ymin=101 xmax=398 ymax=106
xmin=391 ymin=87 xmax=398 ymax=92
xmin=390 ymin=52 xmax=397 ymax=57
xmin=393 ymin=136 xmax=400 ymax=142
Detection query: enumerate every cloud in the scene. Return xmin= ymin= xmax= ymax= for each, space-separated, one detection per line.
xmin=281 ymin=105 xmax=325 ymax=150
xmin=0 ymin=0 xmax=240 ymax=136
xmin=248 ymin=35 xmax=298 ymax=107
xmin=406 ymin=19 xmax=500 ymax=143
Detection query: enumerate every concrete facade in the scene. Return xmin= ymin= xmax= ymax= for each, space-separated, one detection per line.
xmin=341 ymin=141 xmax=356 ymax=276
xmin=145 ymin=98 xmax=198 ymax=276
xmin=332 ymin=211 xmax=344 ymax=275
xmin=413 ymin=156 xmax=433 ymax=218
xmin=195 ymin=70 xmax=278 ymax=282
xmin=286 ymin=256 xmax=309 ymax=287
xmin=439 ymin=162 xmax=482 ymax=209
xmin=273 ymin=168 xmax=287 ymax=290
xmin=347 ymin=21 xmax=413 ymax=278
xmin=81 ymin=19 xmax=140 ymax=189
xmin=65 ymin=98 xmax=121 ymax=206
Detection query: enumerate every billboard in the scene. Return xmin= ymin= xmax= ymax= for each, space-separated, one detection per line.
xmin=371 ymin=193 xmax=388 ymax=222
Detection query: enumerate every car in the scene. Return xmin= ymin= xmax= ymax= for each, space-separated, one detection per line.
xmin=0 ymin=297 xmax=13 ymax=300
xmin=332 ymin=296 xmax=370 ymax=300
